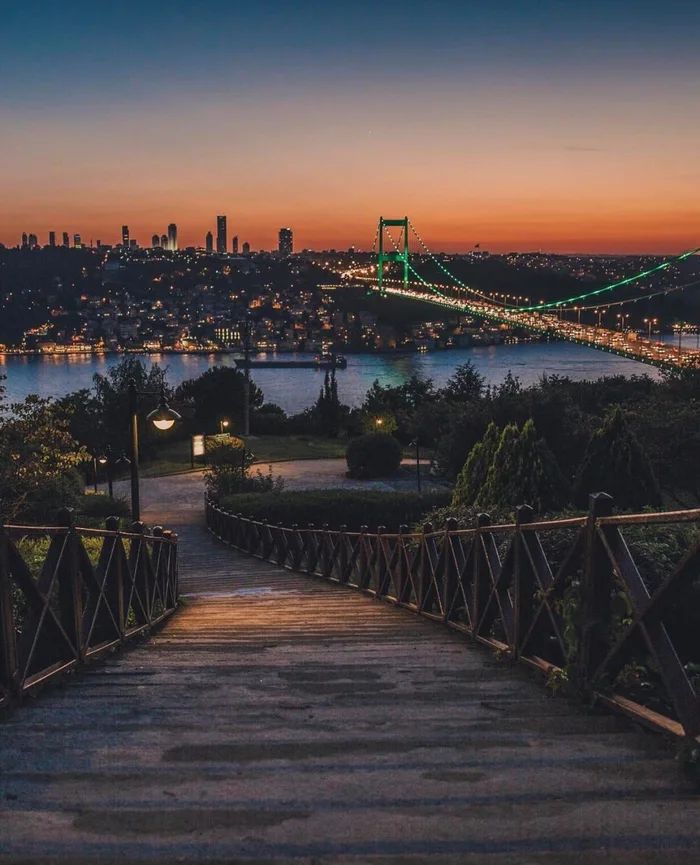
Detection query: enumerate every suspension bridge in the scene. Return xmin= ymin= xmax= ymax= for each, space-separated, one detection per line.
xmin=337 ymin=217 xmax=700 ymax=371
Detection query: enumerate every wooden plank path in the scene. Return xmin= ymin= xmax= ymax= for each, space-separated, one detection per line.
xmin=1 ymin=476 xmax=699 ymax=863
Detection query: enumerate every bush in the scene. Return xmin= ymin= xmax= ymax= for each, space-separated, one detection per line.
xmin=217 ymin=489 xmax=451 ymax=532
xmin=345 ymin=433 xmax=402 ymax=479
xmin=76 ymin=493 xmax=130 ymax=520
xmin=252 ymin=404 xmax=288 ymax=435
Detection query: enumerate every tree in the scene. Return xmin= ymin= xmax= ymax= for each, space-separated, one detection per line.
xmin=315 ymin=369 xmax=344 ymax=437
xmin=0 ymin=395 xmax=87 ymax=521
xmin=479 ymin=419 xmax=569 ymax=513
xmin=452 ymin=422 xmax=500 ymax=508
xmin=175 ymin=365 xmax=263 ymax=434
xmin=440 ymin=361 xmax=485 ymax=403
xmin=573 ymin=407 xmax=661 ymax=510
xmin=346 ymin=433 xmax=403 ymax=479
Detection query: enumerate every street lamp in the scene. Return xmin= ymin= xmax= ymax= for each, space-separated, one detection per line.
xmin=409 ymin=438 xmax=422 ymax=494
xmin=220 ymin=418 xmax=230 ymax=434
xmin=128 ymin=379 xmax=181 ymax=521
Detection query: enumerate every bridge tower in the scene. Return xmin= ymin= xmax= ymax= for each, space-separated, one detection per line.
xmin=377 ymin=216 xmax=409 ymax=295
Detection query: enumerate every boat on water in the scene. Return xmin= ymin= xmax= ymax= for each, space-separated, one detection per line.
xmin=235 ymin=354 xmax=347 ymax=370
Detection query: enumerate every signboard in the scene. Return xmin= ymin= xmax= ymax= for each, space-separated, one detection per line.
xmin=192 ymin=434 xmax=205 ymax=458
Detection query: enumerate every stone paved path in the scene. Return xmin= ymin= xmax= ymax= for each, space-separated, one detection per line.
xmin=1 ymin=476 xmax=699 ymax=863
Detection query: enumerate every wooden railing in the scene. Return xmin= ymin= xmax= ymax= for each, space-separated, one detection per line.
xmin=0 ymin=510 xmax=178 ymax=711
xmin=206 ymin=493 xmax=700 ymax=741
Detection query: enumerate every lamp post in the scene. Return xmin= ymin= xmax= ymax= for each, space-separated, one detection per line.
xmin=127 ymin=378 xmax=181 ymax=522
xmin=242 ymin=312 xmax=252 ymax=437
xmin=97 ymin=447 xmax=112 ymax=498
xmin=409 ymin=438 xmax=421 ymax=494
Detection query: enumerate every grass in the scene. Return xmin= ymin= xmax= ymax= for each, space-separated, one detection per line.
xmin=135 ymin=434 xmax=436 ymax=478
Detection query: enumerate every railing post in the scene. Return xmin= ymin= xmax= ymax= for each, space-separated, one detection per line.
xmin=472 ymin=513 xmax=491 ymax=636
xmin=104 ymin=516 xmax=125 ymax=638
xmin=0 ymin=523 xmax=18 ymax=700
xmin=419 ymin=522 xmax=434 ymax=611
xmin=358 ymin=525 xmax=369 ymax=589
xmin=397 ymin=524 xmax=409 ymax=603
xmin=513 ymin=505 xmax=534 ymax=658
xmin=337 ymin=525 xmax=348 ymax=583
xmin=57 ymin=508 xmax=84 ymax=662
xmin=442 ymin=518 xmax=459 ymax=623
xmin=577 ymin=492 xmax=614 ymax=693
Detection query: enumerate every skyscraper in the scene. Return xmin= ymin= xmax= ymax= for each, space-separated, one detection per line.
xmin=73 ymin=234 xmax=82 ymax=248
xmin=242 ymin=241 xmax=250 ymax=255
xmin=49 ymin=231 xmax=56 ymax=247
xmin=278 ymin=227 xmax=293 ymax=256
xmin=62 ymin=232 xmax=70 ymax=247
xmin=167 ymin=223 xmax=177 ymax=251
xmin=152 ymin=234 xmax=160 ymax=248
xmin=21 ymin=232 xmax=28 ymax=248
xmin=160 ymin=233 xmax=168 ymax=249
xmin=28 ymin=233 xmax=38 ymax=249
xmin=205 ymin=231 xmax=213 ymax=253
xmin=122 ymin=225 xmax=129 ymax=248
xmin=232 ymin=235 xmax=239 ymax=255
xmin=216 ymin=215 xmax=227 ymax=254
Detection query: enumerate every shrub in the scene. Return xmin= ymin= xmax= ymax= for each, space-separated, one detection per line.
xmin=252 ymin=404 xmax=288 ymax=435
xmin=217 ymin=489 xmax=450 ymax=532
xmin=345 ymin=433 xmax=402 ymax=479
xmin=452 ymin=421 xmax=500 ymax=508
xmin=573 ymin=406 xmax=661 ymax=510
xmin=76 ymin=493 xmax=130 ymax=520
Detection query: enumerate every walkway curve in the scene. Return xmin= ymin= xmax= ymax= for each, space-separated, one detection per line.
xmin=1 ymin=475 xmax=698 ymax=863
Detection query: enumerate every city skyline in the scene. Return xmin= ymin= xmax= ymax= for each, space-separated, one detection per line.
xmin=2 ymin=2 xmax=699 ymax=253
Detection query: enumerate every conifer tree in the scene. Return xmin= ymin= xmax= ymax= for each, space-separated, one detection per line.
xmin=452 ymin=422 xmax=500 ymax=507
xmin=573 ymin=406 xmax=661 ymax=509
xmin=478 ymin=419 xmax=569 ymax=513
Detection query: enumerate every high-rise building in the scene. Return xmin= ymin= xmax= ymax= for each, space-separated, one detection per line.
xmin=232 ymin=235 xmax=239 ymax=255
xmin=242 ymin=241 xmax=250 ymax=255
xmin=121 ymin=225 xmax=129 ymax=248
xmin=49 ymin=231 xmax=56 ymax=247
xmin=62 ymin=232 xmax=70 ymax=247
xmin=167 ymin=223 xmax=177 ymax=251
xmin=28 ymin=233 xmax=38 ymax=249
xmin=129 ymin=239 xmax=138 ymax=249
xmin=21 ymin=232 xmax=28 ymax=248
xmin=205 ymin=231 xmax=213 ymax=253
xmin=216 ymin=215 xmax=227 ymax=254
xmin=73 ymin=234 xmax=82 ymax=248
xmin=278 ymin=227 xmax=293 ymax=256
xmin=152 ymin=234 xmax=160 ymax=248
xmin=160 ymin=233 xmax=168 ymax=249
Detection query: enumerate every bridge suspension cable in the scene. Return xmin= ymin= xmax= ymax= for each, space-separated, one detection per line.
xmin=507 ymin=247 xmax=700 ymax=312
xmin=407 ymin=219 xmax=507 ymax=306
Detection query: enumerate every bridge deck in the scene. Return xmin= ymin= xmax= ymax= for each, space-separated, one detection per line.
xmin=1 ymin=481 xmax=699 ymax=863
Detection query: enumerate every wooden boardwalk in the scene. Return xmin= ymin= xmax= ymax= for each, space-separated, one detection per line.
xmin=1 ymin=479 xmax=699 ymax=863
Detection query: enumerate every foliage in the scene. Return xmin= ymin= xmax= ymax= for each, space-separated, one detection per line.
xmin=439 ymin=361 xmax=485 ymax=403
xmin=314 ymin=369 xmax=344 ymax=437
xmin=478 ymin=420 xmax=569 ymax=513
xmin=452 ymin=421 xmax=500 ymax=508
xmin=360 ymin=375 xmax=435 ymax=441
xmin=175 ymin=365 xmax=263 ymax=434
xmin=251 ymin=403 xmax=288 ymax=436
xmin=0 ymin=395 xmax=87 ymax=522
xmin=573 ymin=407 xmax=661 ymax=510
xmin=345 ymin=432 xmax=403 ymax=479
xmin=75 ymin=493 xmax=130 ymax=520
xmin=218 ymin=489 xmax=451 ymax=532
xmin=204 ymin=436 xmax=283 ymax=499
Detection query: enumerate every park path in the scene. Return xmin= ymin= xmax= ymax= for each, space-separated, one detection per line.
xmin=1 ymin=475 xmax=699 ymax=862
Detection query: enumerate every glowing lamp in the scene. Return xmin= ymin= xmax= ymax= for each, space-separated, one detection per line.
xmin=147 ymin=396 xmax=181 ymax=431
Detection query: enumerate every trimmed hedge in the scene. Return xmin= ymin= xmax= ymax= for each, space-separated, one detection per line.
xmin=346 ymin=432 xmax=403 ymax=479
xmin=217 ymin=489 xmax=451 ymax=533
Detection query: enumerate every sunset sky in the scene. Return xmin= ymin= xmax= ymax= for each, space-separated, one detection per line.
xmin=2 ymin=1 xmax=699 ymax=253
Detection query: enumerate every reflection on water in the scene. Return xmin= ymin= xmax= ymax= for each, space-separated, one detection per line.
xmin=1 ymin=344 xmax=661 ymax=414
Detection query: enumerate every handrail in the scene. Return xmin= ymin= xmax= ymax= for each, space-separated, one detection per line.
xmin=205 ymin=494 xmax=700 ymax=742
xmin=0 ymin=511 xmax=179 ymax=712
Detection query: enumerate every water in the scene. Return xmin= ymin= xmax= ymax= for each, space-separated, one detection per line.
xmin=0 ymin=343 xmax=662 ymax=415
